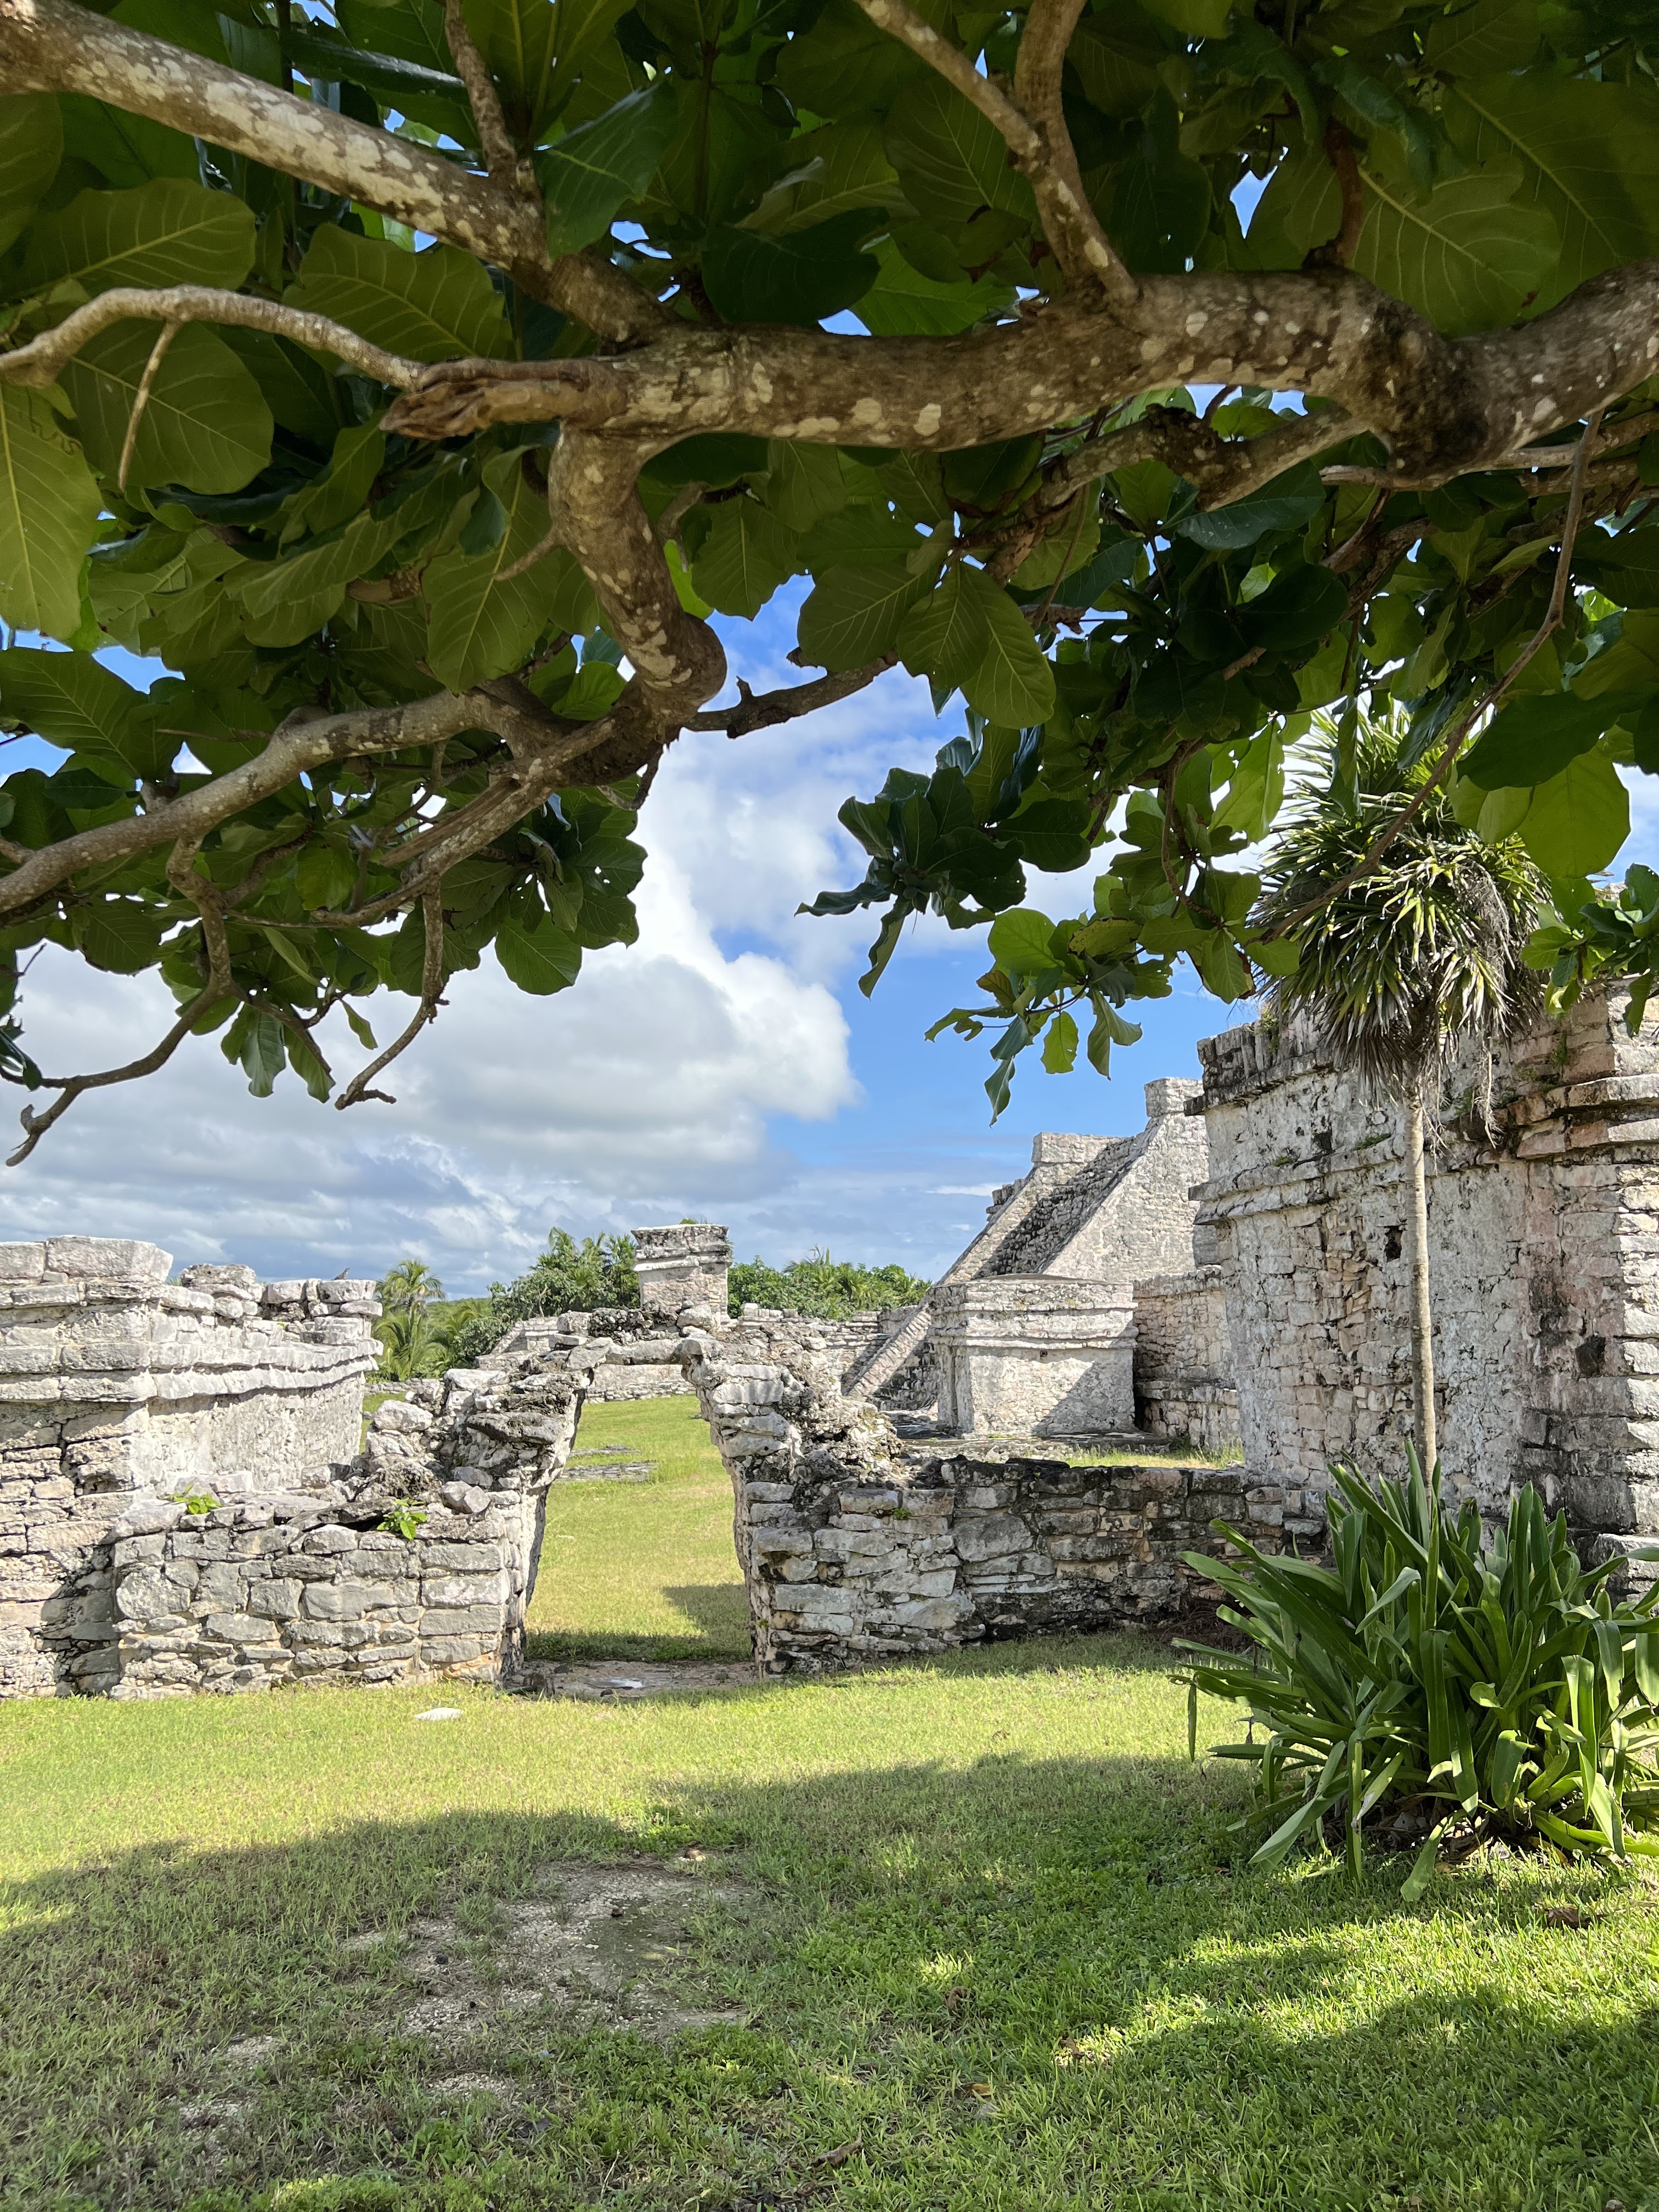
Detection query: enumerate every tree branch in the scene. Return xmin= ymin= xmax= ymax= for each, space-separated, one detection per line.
xmin=687 ymin=658 xmax=898 ymax=734
xmin=441 ymin=0 xmax=522 ymax=190
xmin=1009 ymin=0 xmax=1138 ymax=304
xmin=0 ymin=0 xmax=661 ymax=342
xmin=335 ymin=889 xmax=445 ymax=1109
xmin=0 ymin=286 xmax=428 ymax=394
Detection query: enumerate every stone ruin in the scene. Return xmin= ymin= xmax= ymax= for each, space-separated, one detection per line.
xmin=7 ymin=985 xmax=1659 ymax=1696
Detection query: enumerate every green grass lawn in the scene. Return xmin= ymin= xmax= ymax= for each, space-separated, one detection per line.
xmin=524 ymin=1396 xmax=752 ymax=1664
xmin=6 ymin=1625 xmax=1659 ymax=2212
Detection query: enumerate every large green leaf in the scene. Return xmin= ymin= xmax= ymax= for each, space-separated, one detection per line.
xmin=539 ymin=82 xmax=678 ymax=257
xmin=960 ymin=569 xmax=1056 ymax=726
xmin=425 ymin=450 xmax=595 ymax=689
xmin=0 ymin=95 xmax=63 ymax=258
xmin=495 ymin=913 xmax=583 ymax=993
xmin=797 ymin=561 xmax=932 ymax=669
xmin=852 ymin=236 xmax=1013 ymax=336
xmin=1444 ymin=77 xmax=1659 ymax=304
xmin=287 ymin=229 xmax=513 ymax=363
xmin=896 ymin=562 xmax=991 ymax=692
xmin=461 ymin=0 xmax=629 ymax=136
xmin=0 ymin=387 xmax=101 ymax=642
xmin=1461 ymin=691 xmax=1627 ymax=788
xmin=1104 ymin=144 xmax=1211 ymax=275
xmin=702 ymin=211 xmax=879 ymax=326
xmin=19 ymin=178 xmax=256 ymax=296
xmin=743 ymin=121 xmax=899 ymax=235
xmin=690 ymin=499 xmax=797 ymax=619
xmin=1423 ymin=0 xmax=1541 ymax=76
xmin=0 ymin=647 xmax=168 ymax=780
xmin=61 ymin=324 xmax=273 ymax=496
xmin=1353 ymin=160 xmax=1559 ymax=336
xmin=885 ymin=74 xmax=1035 ymax=227
xmin=1518 ymin=748 xmax=1630 ymax=877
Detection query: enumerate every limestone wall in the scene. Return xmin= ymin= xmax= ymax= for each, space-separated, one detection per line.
xmin=0 ymin=1240 xmax=380 ymax=1698
xmin=1131 ymin=1266 xmax=1242 ymax=1457
xmin=92 ymin=1359 xmax=582 ymax=1697
xmin=932 ymin=1277 xmax=1137 ymax=1437
xmin=679 ymin=1314 xmax=1294 ymax=1673
xmin=635 ymin=1223 xmax=732 ymax=1317
xmin=1197 ymin=988 xmax=1659 ymax=1550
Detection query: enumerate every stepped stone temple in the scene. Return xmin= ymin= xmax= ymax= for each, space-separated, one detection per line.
xmin=5 ymin=986 xmax=1659 ymax=1694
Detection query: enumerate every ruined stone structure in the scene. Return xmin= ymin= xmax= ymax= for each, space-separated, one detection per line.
xmin=1196 ymin=987 xmax=1659 ymax=1575
xmin=857 ymin=1076 xmax=1237 ymax=1451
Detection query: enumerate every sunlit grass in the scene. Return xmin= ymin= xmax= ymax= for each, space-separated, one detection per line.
xmin=524 ymin=1395 xmax=751 ymax=1663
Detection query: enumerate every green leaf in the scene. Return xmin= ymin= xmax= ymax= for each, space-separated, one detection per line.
xmin=743 ymin=120 xmax=899 ymax=236
xmin=798 ymin=561 xmax=932 ymax=670
xmin=885 ymin=73 xmax=1035 ymax=229
xmin=1141 ymin=0 xmax=1231 ymax=33
xmin=851 ymin=235 xmax=1014 ymax=336
xmin=425 ymin=450 xmax=595 ymax=689
xmin=0 ymin=95 xmax=63 ymax=258
xmin=988 ymin=908 xmax=1059 ymax=975
xmin=1518 ymin=748 xmax=1630 ymax=878
xmin=896 ymin=563 xmax=992 ymax=693
xmin=765 ymin=441 xmax=847 ymax=533
xmin=61 ymin=324 xmax=274 ymax=496
xmin=1462 ymin=692 xmax=1627 ymax=788
xmin=958 ymin=569 xmax=1055 ymax=727
xmin=495 ymin=914 xmax=583 ymax=994
xmin=1244 ymin=564 xmax=1350 ymax=653
xmin=70 ymin=897 xmax=163 ymax=974
xmin=690 ymin=499 xmax=797 ymax=619
xmin=1104 ymin=142 xmax=1212 ymax=275
xmin=1444 ymin=77 xmax=1659 ymax=305
xmin=222 ymin=1003 xmax=287 ymax=1097
xmin=1041 ymin=1009 xmax=1079 ymax=1073
xmin=288 ymin=228 xmax=513 ymax=363
xmin=20 ymin=178 xmax=256 ymax=296
xmin=703 ymin=211 xmax=880 ymax=327
xmin=1174 ymin=461 xmax=1324 ymax=550
xmin=1353 ymin=158 xmax=1560 ymax=337
xmin=1424 ymin=0 xmax=1541 ymax=76
xmin=0 ymin=648 xmax=168 ymax=780
xmin=1086 ymin=995 xmax=1141 ymax=1075
xmin=538 ymin=82 xmax=678 ymax=257
xmin=1576 ymin=527 xmax=1659 ymax=610
xmin=461 ymin=0 xmax=629 ymax=136
xmin=0 ymin=387 xmax=101 ymax=643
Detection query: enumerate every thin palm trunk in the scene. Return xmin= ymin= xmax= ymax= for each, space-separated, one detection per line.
xmin=1404 ymin=1084 xmax=1437 ymax=1470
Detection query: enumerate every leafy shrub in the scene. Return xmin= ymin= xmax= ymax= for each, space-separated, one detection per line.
xmin=1181 ymin=1459 xmax=1659 ymax=1898
xmin=444 ymin=1230 xmax=638 ymax=1368
xmin=727 ymin=1251 xmax=930 ymax=1320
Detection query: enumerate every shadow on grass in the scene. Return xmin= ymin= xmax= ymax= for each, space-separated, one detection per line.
xmin=4 ymin=1694 xmax=1657 ymax=2212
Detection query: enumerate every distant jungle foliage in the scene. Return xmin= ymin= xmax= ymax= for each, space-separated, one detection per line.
xmin=444 ymin=1230 xmax=640 ymax=1368
xmin=727 ymin=1252 xmax=931 ymax=1320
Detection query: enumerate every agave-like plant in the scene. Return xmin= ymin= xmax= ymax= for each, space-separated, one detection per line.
xmin=1181 ymin=1459 xmax=1659 ymax=1898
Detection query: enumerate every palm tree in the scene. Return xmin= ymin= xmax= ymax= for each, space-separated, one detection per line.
xmin=377 ymin=1258 xmax=444 ymax=1316
xmin=1254 ymin=711 xmax=1545 ymax=1471
xmin=374 ymin=1303 xmax=452 ymax=1382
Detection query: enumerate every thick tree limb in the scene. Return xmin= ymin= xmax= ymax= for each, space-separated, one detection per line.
xmin=383 ymin=263 xmax=1659 ymax=500
xmin=0 ymin=0 xmax=661 ymax=342
xmin=0 ymin=286 xmax=428 ymax=392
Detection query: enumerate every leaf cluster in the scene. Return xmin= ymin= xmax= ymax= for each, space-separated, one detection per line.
xmin=443 ymin=1226 xmax=639 ymax=1364
xmin=726 ymin=1249 xmax=932 ymax=1318
xmin=1182 ymin=1456 xmax=1659 ymax=1894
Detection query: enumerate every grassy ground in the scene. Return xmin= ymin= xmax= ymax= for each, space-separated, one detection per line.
xmin=523 ymin=1397 xmax=751 ymax=1665
xmin=5 ymin=1632 xmax=1659 ymax=2212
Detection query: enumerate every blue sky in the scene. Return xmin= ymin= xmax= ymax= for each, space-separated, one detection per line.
xmin=5 ymin=578 xmax=1654 ymax=1296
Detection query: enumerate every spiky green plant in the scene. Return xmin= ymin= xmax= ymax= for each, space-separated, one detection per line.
xmin=1181 ymin=1458 xmax=1659 ymax=1897
xmin=1255 ymin=712 xmax=1546 ymax=1464
xmin=376 ymin=1259 xmax=445 ymax=1317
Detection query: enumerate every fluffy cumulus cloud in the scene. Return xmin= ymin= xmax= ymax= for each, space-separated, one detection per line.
xmin=0 ymin=613 xmax=984 ymax=1289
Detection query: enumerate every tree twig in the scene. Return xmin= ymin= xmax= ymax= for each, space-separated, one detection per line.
xmin=335 ymin=888 xmax=445 ymax=1109
xmin=116 ymin=318 xmax=181 ymax=493
xmin=441 ymin=0 xmax=529 ymax=193
xmin=687 ymin=658 xmax=899 ymax=734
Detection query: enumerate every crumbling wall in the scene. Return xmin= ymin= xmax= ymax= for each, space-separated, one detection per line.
xmin=678 ymin=1316 xmax=1295 ymax=1673
xmin=988 ymin=1079 xmax=1208 ymax=1282
xmin=1197 ymin=988 xmax=1659 ymax=1555
xmin=1131 ymin=1266 xmax=1242 ymax=1457
xmin=99 ymin=1361 xmax=581 ymax=1697
xmin=0 ymin=1240 xmax=380 ymax=1698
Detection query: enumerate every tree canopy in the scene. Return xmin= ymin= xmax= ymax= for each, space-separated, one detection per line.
xmin=1 ymin=0 xmax=1657 ymax=1150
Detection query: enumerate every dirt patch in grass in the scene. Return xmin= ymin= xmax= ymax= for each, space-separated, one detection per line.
xmin=394 ymin=1860 xmax=745 ymax=2045
xmin=512 ymin=1656 xmax=763 ymax=1700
